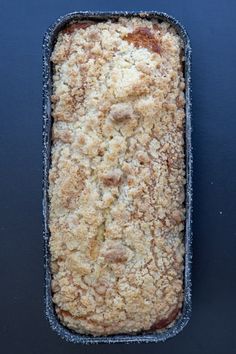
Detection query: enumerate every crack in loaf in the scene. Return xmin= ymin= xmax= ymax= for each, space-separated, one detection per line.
xmin=49 ymin=16 xmax=186 ymax=336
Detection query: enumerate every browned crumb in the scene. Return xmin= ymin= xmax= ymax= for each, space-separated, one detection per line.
xmin=150 ymin=306 xmax=180 ymax=330
xmin=101 ymin=169 xmax=123 ymax=187
xmin=62 ymin=21 xmax=95 ymax=34
xmin=124 ymin=27 xmax=161 ymax=53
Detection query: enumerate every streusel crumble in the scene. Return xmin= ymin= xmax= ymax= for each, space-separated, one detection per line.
xmin=49 ymin=17 xmax=186 ymax=336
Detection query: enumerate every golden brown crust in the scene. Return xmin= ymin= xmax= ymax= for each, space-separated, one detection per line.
xmin=123 ymin=27 xmax=161 ymax=53
xmin=49 ymin=17 xmax=186 ymax=336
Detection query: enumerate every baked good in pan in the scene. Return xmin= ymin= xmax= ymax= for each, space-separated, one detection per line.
xmin=49 ymin=17 xmax=186 ymax=336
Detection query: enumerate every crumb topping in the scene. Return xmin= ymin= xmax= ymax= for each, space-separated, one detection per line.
xmin=49 ymin=16 xmax=186 ymax=336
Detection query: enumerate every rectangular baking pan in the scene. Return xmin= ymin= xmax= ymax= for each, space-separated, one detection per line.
xmin=42 ymin=11 xmax=192 ymax=344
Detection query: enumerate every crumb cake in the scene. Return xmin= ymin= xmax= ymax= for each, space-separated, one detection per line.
xmin=49 ymin=17 xmax=186 ymax=336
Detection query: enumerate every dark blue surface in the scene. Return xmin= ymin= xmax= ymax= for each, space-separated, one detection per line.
xmin=0 ymin=0 xmax=236 ymax=353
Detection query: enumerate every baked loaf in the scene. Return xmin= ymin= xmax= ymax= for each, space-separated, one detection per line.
xmin=49 ymin=17 xmax=186 ymax=336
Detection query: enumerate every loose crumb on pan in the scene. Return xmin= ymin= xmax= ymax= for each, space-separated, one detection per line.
xmin=49 ymin=16 xmax=186 ymax=336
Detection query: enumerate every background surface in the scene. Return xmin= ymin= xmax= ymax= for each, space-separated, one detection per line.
xmin=1 ymin=0 xmax=236 ymax=353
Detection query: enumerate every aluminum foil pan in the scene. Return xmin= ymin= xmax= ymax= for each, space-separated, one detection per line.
xmin=42 ymin=11 xmax=192 ymax=344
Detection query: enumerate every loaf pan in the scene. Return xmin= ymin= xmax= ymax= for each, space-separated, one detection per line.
xmin=42 ymin=11 xmax=192 ymax=344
